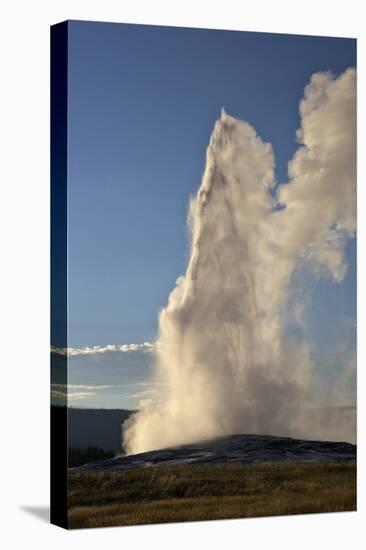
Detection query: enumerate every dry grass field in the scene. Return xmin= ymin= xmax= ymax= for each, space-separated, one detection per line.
xmin=68 ymin=461 xmax=356 ymax=529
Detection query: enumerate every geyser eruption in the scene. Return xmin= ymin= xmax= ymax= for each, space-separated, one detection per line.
xmin=123 ymin=68 xmax=356 ymax=454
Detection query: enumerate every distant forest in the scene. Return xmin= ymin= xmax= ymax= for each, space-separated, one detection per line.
xmin=69 ymin=446 xmax=115 ymax=467
xmin=52 ymin=405 xmax=134 ymax=466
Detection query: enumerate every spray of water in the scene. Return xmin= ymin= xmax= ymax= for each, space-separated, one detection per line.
xmin=123 ymin=68 xmax=356 ymax=454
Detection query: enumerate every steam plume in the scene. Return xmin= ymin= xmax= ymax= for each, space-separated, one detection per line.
xmin=123 ymin=68 xmax=356 ymax=454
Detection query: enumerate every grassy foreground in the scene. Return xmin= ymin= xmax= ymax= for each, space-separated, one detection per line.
xmin=68 ymin=461 xmax=356 ymax=529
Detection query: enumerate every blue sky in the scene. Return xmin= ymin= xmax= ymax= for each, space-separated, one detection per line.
xmin=54 ymin=21 xmax=356 ymax=409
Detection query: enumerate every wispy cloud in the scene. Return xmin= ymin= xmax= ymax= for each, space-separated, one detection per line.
xmin=129 ymin=383 xmax=171 ymax=401
xmin=51 ymin=342 xmax=155 ymax=356
xmin=130 ymin=388 xmax=160 ymax=399
xmin=50 ymin=380 xmax=171 ymax=406
xmin=51 ymin=383 xmax=138 ymax=391
xmin=135 ymin=381 xmax=171 ymax=387
xmin=51 ymin=390 xmax=96 ymax=400
xmin=51 ymin=384 xmax=111 ymax=392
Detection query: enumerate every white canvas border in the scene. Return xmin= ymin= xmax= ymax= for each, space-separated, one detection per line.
xmin=1 ymin=1 xmax=364 ymax=548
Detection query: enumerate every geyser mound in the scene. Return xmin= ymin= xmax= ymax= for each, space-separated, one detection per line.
xmin=76 ymin=433 xmax=356 ymax=472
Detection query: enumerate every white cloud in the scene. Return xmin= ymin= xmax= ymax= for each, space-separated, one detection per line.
xmin=51 ymin=341 xmax=155 ymax=356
